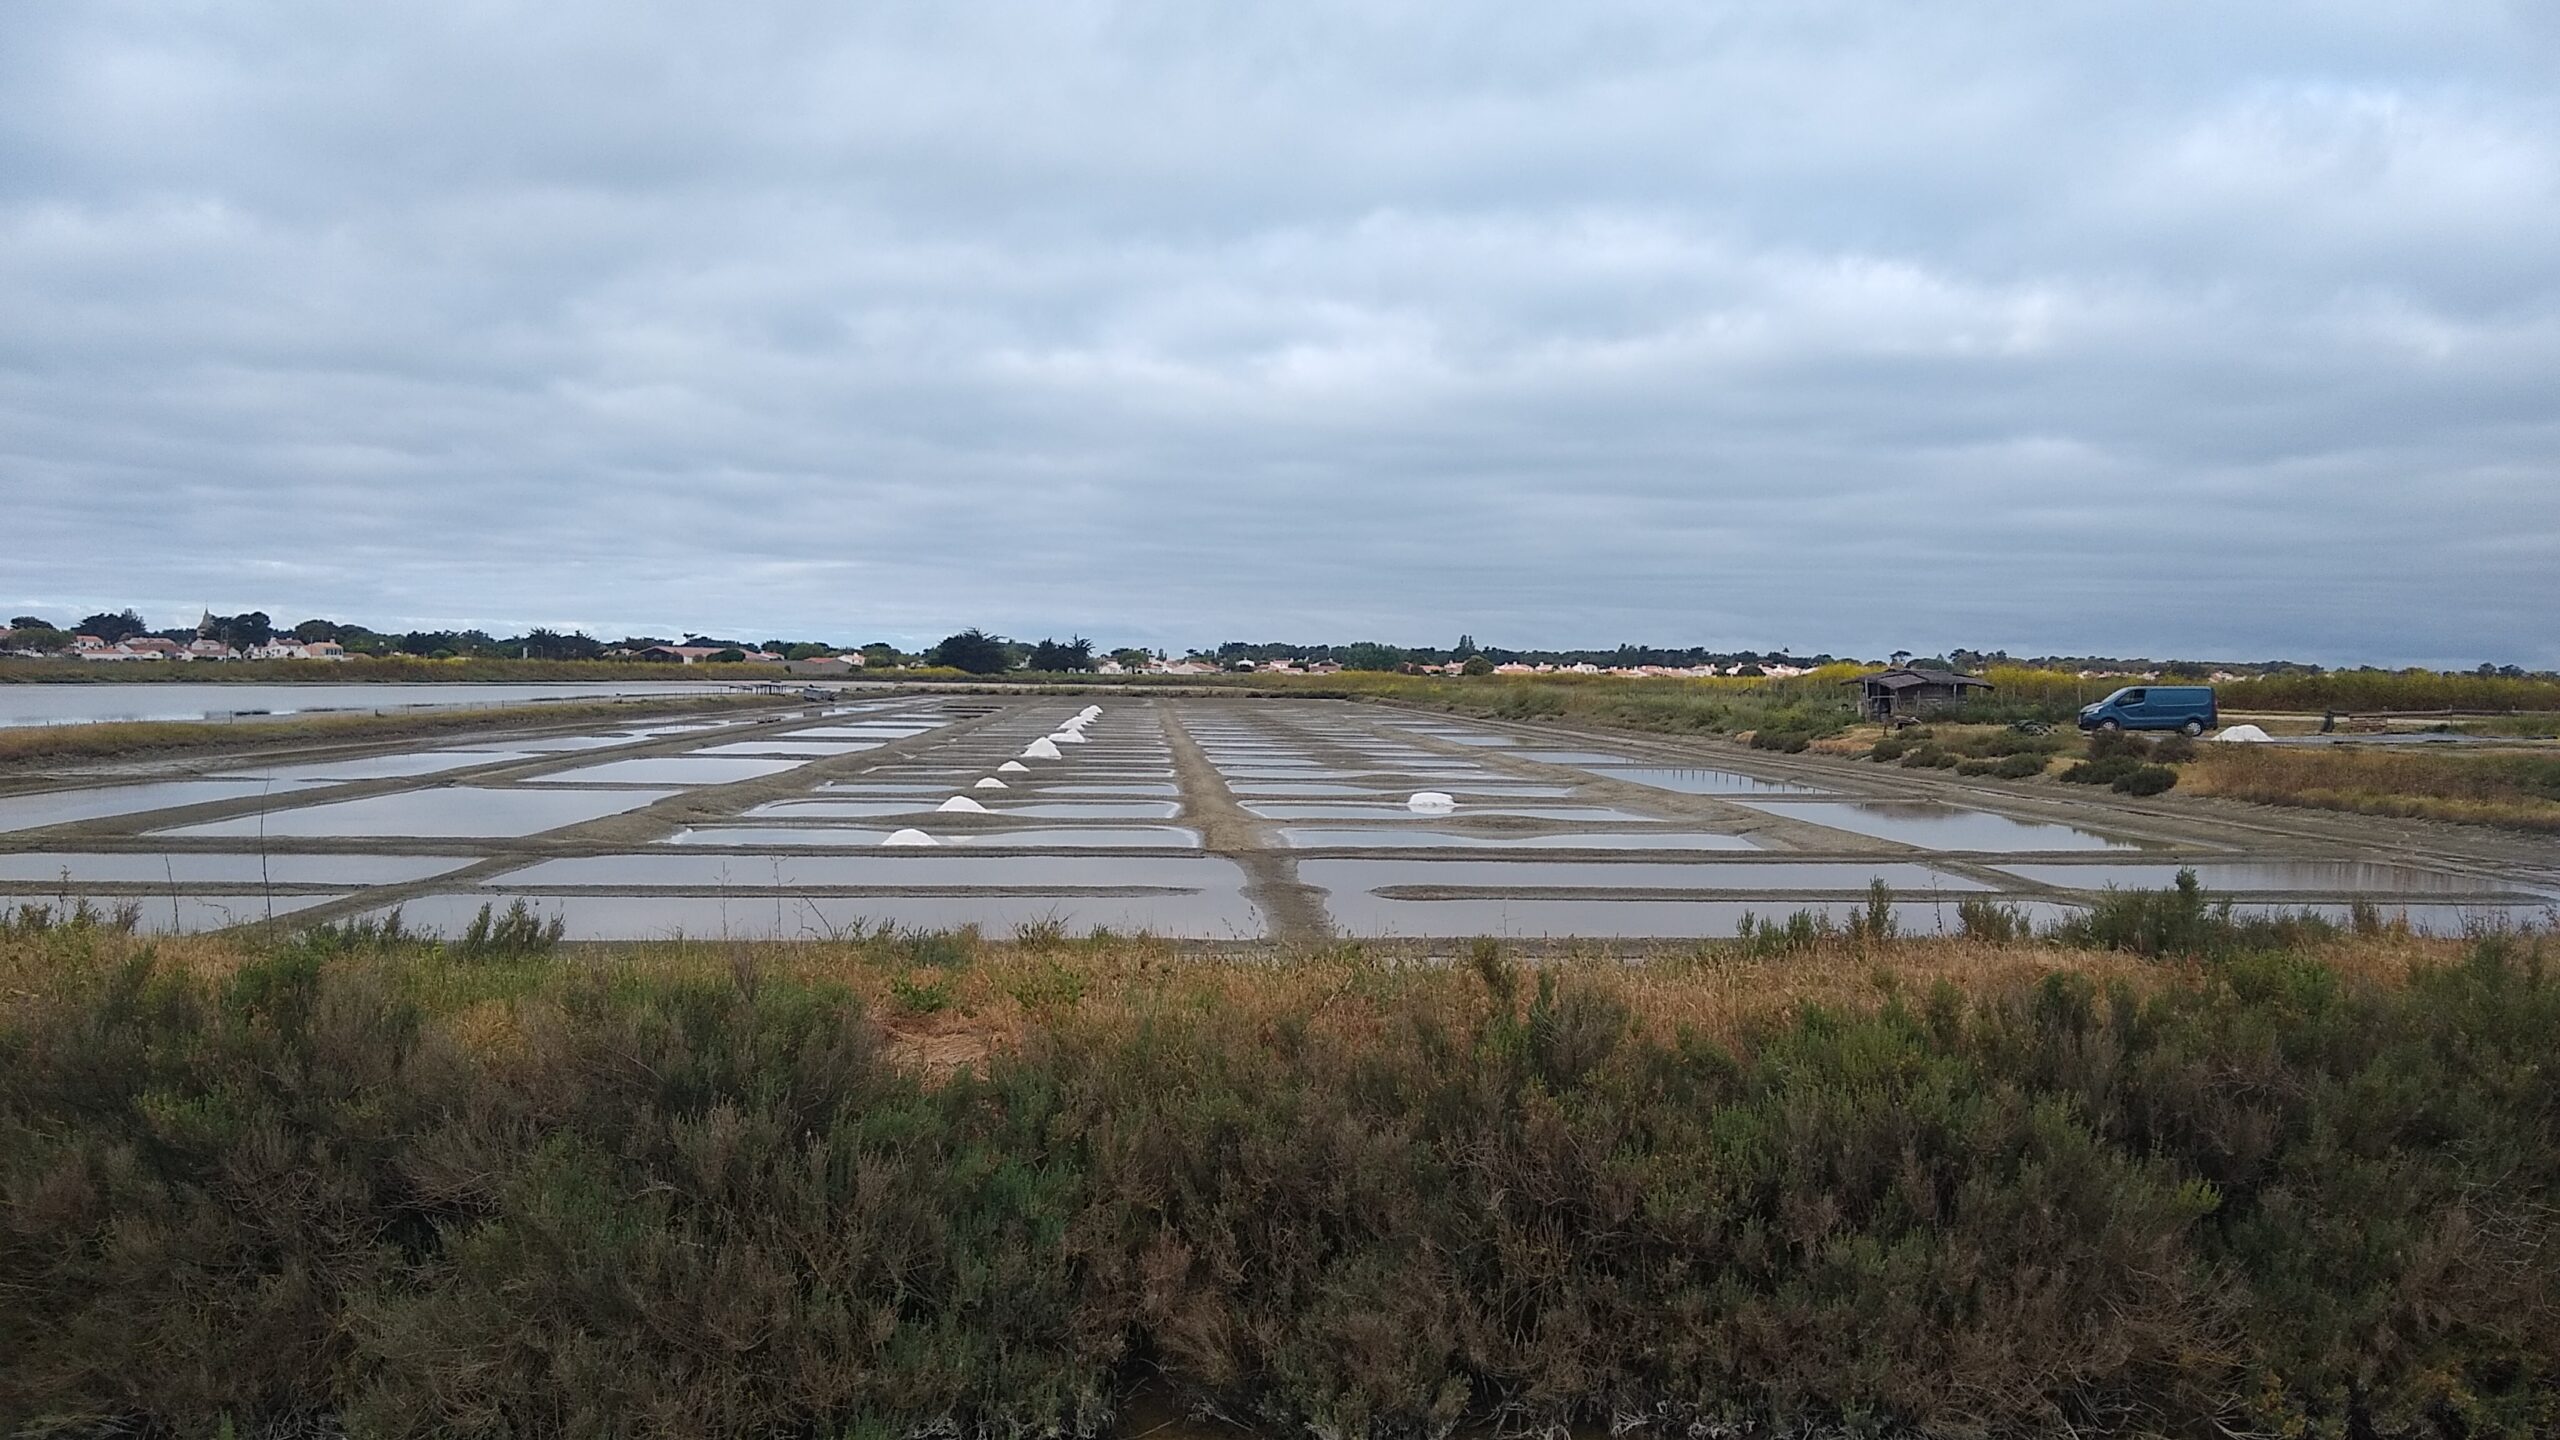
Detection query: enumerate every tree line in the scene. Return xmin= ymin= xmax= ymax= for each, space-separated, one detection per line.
xmin=7 ymin=612 xmax=2547 ymax=680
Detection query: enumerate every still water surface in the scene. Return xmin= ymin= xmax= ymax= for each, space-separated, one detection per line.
xmin=0 ymin=682 xmax=738 ymax=728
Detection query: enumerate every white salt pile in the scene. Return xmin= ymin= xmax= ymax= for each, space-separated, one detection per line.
xmin=1407 ymin=791 xmax=1457 ymax=812
xmin=1022 ymin=738 xmax=1062 ymax=759
xmin=998 ymin=760 xmax=1031 ymax=773
xmin=2214 ymin=724 xmax=2273 ymax=743
xmin=975 ymin=777 xmax=1006 ymax=789
xmin=1049 ymin=730 xmax=1086 ymax=745
xmin=882 ymin=829 xmax=939 ymax=847
xmin=937 ymin=795 xmax=990 ymax=813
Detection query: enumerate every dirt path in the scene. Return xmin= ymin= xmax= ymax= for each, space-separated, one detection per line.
xmin=1157 ymin=700 xmax=1331 ymax=941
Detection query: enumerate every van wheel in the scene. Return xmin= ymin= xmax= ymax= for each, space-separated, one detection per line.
xmin=2097 ymin=719 xmax=2121 ymax=733
xmin=2181 ymin=718 xmax=2206 ymax=737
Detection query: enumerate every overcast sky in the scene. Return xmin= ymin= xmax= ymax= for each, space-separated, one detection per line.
xmin=4 ymin=2 xmax=2555 ymax=664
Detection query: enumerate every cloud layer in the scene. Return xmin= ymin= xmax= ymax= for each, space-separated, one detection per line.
xmin=5 ymin=1 xmax=2555 ymax=663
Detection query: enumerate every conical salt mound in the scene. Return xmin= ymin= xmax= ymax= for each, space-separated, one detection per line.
xmin=882 ymin=828 xmax=939 ymax=847
xmin=975 ymin=777 xmax=1006 ymax=789
xmin=1022 ymin=738 xmax=1062 ymax=759
xmin=1407 ymin=791 xmax=1457 ymax=812
xmin=998 ymin=760 xmax=1030 ymax=773
xmin=1049 ymin=730 xmax=1086 ymax=745
xmin=937 ymin=795 xmax=990 ymax=813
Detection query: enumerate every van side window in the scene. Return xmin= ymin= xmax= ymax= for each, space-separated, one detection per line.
xmin=2123 ymin=689 xmax=2146 ymax=703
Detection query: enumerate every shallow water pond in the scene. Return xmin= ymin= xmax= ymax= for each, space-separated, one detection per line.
xmin=0 ymin=853 xmax=472 ymax=885
xmin=1280 ymin=828 xmax=1757 ymax=851
xmin=216 ymin=751 xmax=540 ymax=782
xmin=491 ymin=853 xmax=1240 ymax=889
xmin=1996 ymin=861 xmax=2537 ymax=895
xmin=749 ymin=798 xmax=1185 ymax=820
xmin=369 ymin=889 xmax=1266 ymax=941
xmin=1734 ymin=800 xmax=2137 ymax=851
xmin=1300 ymin=857 xmax=1986 ymax=895
xmin=1591 ymin=767 xmax=1828 ymax=796
xmin=160 ymin=787 xmax=678 ymax=838
xmin=690 ymin=739 xmax=880 ymax=757
xmin=1313 ymin=894 xmax=2074 ymax=940
xmin=2 ymin=893 xmax=347 ymax=931
xmin=1244 ymin=802 xmax=1664 ymax=822
xmin=665 ymin=825 xmax=1203 ymax=849
xmin=524 ymin=756 xmax=810 ymax=785
xmin=0 ymin=779 xmax=334 ymax=833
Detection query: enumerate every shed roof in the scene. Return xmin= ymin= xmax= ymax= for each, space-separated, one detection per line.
xmin=1846 ymin=667 xmax=1994 ymax=691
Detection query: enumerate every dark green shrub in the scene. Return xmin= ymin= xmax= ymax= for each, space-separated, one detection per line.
xmin=455 ymin=899 xmax=564 ymax=959
xmin=2112 ymin=765 xmax=2178 ymax=796
xmin=1869 ymin=734 xmax=1910 ymax=762
xmin=1991 ymin=753 xmax=2047 ymax=779
xmin=7 ymin=928 xmax=2559 ymax=1440
xmin=2063 ymin=755 xmax=2144 ymax=786
xmin=1957 ymin=897 xmax=2030 ymax=941
xmin=2086 ymin=728 xmax=2153 ymax=761
xmin=1732 ymin=907 xmax=1840 ymax=956
xmin=1749 ymin=727 xmax=1810 ymax=753
xmin=2045 ymin=869 xmax=2338 ymax=958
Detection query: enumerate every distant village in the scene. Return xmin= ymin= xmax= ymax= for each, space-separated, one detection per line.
xmin=2 ymin=609 xmax=2534 ymax=683
xmin=0 ymin=633 xmax=1816 ymax=676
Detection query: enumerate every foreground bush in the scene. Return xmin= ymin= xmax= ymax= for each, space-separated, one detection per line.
xmin=3 ymin=926 xmax=2556 ymax=1438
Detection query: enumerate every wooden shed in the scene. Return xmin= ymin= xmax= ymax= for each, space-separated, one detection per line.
xmin=1847 ymin=666 xmax=1994 ymax=719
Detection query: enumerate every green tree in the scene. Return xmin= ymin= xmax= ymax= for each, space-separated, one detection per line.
xmin=709 ymin=647 xmax=747 ymax=663
xmin=1026 ymin=637 xmax=1095 ymax=672
xmin=1108 ymin=647 xmax=1151 ymax=670
xmin=207 ymin=611 xmax=273 ymax=649
xmin=77 ymin=610 xmax=146 ymax=643
xmin=1460 ymin=655 xmax=1494 ymax=676
xmin=929 ymin=629 xmax=1010 ymax=674
xmin=519 ymin=628 xmax=603 ymax=661
xmin=8 ymin=615 xmax=54 ymax=631
xmin=7 ymin=625 xmax=73 ymax=652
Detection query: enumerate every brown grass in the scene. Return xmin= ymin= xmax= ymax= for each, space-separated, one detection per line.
xmin=2183 ymin=743 xmax=2560 ymax=831
xmin=3 ymin=925 xmax=2461 ymax=1070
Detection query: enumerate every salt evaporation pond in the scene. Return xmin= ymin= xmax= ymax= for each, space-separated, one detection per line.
xmin=0 ymin=682 xmax=737 ymax=728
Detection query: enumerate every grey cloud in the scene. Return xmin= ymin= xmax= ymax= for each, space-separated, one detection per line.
xmin=2 ymin=0 xmax=2555 ymax=664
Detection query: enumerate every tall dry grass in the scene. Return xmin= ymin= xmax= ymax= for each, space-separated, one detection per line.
xmin=2185 ymin=743 xmax=2560 ymax=830
xmin=1314 ymin=667 xmax=1872 ymax=737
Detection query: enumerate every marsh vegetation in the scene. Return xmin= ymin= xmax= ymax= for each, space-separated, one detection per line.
xmin=4 ymin=885 xmax=2554 ymax=1439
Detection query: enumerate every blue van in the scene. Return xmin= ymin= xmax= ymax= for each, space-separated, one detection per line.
xmin=2077 ymin=685 xmax=2217 ymax=736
